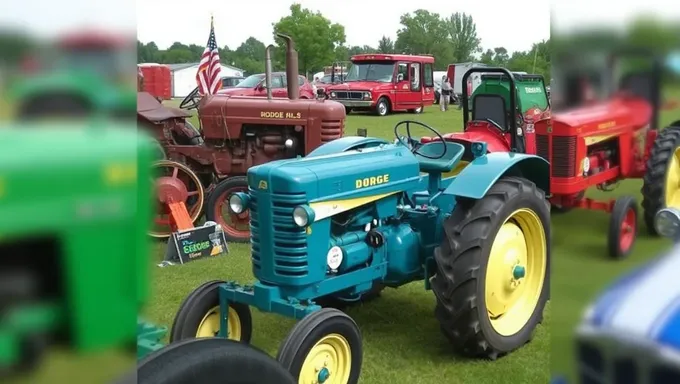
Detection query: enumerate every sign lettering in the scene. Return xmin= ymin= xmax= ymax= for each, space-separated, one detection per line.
xmin=160 ymin=223 xmax=229 ymax=266
xmin=598 ymin=121 xmax=616 ymax=130
xmin=355 ymin=174 xmax=390 ymax=189
xmin=260 ymin=111 xmax=302 ymax=119
xmin=524 ymin=87 xmax=543 ymax=94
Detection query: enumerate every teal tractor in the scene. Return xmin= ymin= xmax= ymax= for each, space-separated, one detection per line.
xmin=170 ymin=122 xmax=551 ymax=383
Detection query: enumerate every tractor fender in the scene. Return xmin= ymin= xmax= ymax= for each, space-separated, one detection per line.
xmin=443 ymin=152 xmax=550 ymax=199
xmin=307 ymin=136 xmax=390 ymax=157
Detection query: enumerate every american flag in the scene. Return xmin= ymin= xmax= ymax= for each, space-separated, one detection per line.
xmin=196 ymin=16 xmax=222 ymax=96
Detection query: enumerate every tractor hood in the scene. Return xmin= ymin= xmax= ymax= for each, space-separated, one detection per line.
xmin=325 ymin=81 xmax=390 ymax=92
xmin=246 ymin=143 xmax=420 ymax=201
xmin=579 ymin=244 xmax=680 ymax=351
xmin=551 ymin=97 xmax=652 ymax=130
xmin=216 ymin=87 xmax=253 ymax=96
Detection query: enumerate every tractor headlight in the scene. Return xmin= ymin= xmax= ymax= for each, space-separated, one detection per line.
xmin=293 ymin=205 xmax=315 ymax=227
xmin=228 ymin=192 xmax=250 ymax=214
xmin=654 ymin=208 xmax=680 ymax=239
xmin=582 ymin=157 xmax=591 ymax=175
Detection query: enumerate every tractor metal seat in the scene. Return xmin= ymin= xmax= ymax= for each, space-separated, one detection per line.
xmin=414 ymin=141 xmax=465 ymax=173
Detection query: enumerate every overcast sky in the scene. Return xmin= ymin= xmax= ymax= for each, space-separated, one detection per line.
xmin=135 ymin=0 xmax=549 ymax=53
xmin=551 ymin=0 xmax=680 ymax=32
xmin=1 ymin=1 xmax=677 ymax=53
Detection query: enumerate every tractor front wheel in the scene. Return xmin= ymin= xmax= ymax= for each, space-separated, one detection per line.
xmin=170 ymin=280 xmax=252 ymax=343
xmin=137 ymin=338 xmax=296 ymax=384
xmin=277 ymin=308 xmax=362 ymax=384
xmin=607 ymin=196 xmax=638 ymax=259
xmin=642 ymin=125 xmax=680 ymax=235
xmin=205 ymin=176 xmax=251 ymax=242
xmin=431 ymin=176 xmax=550 ymax=359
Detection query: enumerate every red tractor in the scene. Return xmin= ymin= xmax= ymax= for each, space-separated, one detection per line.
xmin=423 ymin=53 xmax=680 ymax=259
xmin=138 ymin=35 xmax=346 ymax=241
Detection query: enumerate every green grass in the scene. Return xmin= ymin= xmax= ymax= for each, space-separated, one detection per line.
xmin=150 ymin=93 xmax=680 ymax=383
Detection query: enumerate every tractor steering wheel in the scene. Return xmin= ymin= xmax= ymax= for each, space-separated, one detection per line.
xmin=179 ymin=87 xmax=202 ymax=110
xmin=394 ymin=120 xmax=447 ymax=159
xmin=485 ymin=118 xmax=504 ymax=132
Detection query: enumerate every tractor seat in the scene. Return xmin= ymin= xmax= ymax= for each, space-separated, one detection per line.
xmin=414 ymin=141 xmax=465 ymax=173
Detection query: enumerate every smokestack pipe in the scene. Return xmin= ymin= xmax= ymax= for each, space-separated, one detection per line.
xmin=265 ymin=44 xmax=274 ymax=100
xmin=276 ymin=33 xmax=299 ymax=100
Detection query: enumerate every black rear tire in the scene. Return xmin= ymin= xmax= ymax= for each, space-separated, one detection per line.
xmin=431 ymin=176 xmax=550 ymax=359
xmin=138 ymin=338 xmax=296 ymax=384
xmin=204 ymin=176 xmax=250 ymax=242
xmin=641 ymin=125 xmax=680 ymax=235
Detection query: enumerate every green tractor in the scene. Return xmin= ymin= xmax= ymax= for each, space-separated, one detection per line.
xmin=9 ymin=30 xmax=136 ymax=120
xmin=0 ymin=124 xmax=310 ymax=384
xmin=469 ymin=71 xmax=550 ymax=117
xmin=0 ymin=124 xmax=164 ymax=377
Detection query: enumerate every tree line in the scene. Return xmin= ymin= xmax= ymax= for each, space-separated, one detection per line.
xmin=137 ymin=4 xmax=551 ymax=80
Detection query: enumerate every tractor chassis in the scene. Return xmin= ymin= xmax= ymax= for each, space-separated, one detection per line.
xmin=550 ymin=194 xmax=615 ymax=213
xmin=217 ymin=263 xmax=385 ymax=323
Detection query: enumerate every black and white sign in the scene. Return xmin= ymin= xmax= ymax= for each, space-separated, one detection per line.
xmin=159 ymin=222 xmax=228 ymax=267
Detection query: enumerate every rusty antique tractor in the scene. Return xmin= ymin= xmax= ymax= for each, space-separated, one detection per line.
xmin=141 ymin=35 xmax=347 ymax=241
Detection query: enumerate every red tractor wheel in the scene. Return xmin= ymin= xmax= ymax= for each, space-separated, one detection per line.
xmin=205 ymin=177 xmax=250 ymax=242
xmin=150 ymin=160 xmax=205 ymax=238
xmin=607 ymin=196 xmax=638 ymax=259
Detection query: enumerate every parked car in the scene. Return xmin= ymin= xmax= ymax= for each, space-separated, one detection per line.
xmin=315 ymin=73 xmax=347 ymax=97
xmin=317 ymin=73 xmax=346 ymax=84
xmin=551 ymin=207 xmax=680 ymax=383
xmin=221 ymin=76 xmax=244 ymax=89
xmin=216 ymin=72 xmax=315 ymax=99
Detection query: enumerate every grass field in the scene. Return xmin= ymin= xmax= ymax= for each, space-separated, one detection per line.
xmin=149 ymin=93 xmax=680 ymax=384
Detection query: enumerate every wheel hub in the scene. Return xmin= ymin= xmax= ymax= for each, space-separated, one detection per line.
xmin=512 ymin=265 xmax=526 ymax=280
xmin=317 ymin=367 xmax=330 ymax=383
xmin=155 ymin=176 xmax=189 ymax=204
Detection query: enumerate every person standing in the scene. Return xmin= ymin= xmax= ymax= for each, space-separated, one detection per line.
xmin=440 ymin=75 xmax=452 ymax=111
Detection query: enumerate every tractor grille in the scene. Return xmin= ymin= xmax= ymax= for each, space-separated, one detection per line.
xmin=250 ymin=190 xmax=308 ymax=277
xmin=577 ymin=339 xmax=680 ymax=384
xmin=320 ymin=119 xmax=344 ymax=142
xmin=536 ymin=134 xmax=577 ymax=177
xmin=335 ymin=91 xmax=364 ymax=100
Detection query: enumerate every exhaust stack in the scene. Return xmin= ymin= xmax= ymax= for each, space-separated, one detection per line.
xmin=264 ymin=44 xmax=274 ymax=100
xmin=276 ymin=33 xmax=299 ymax=100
